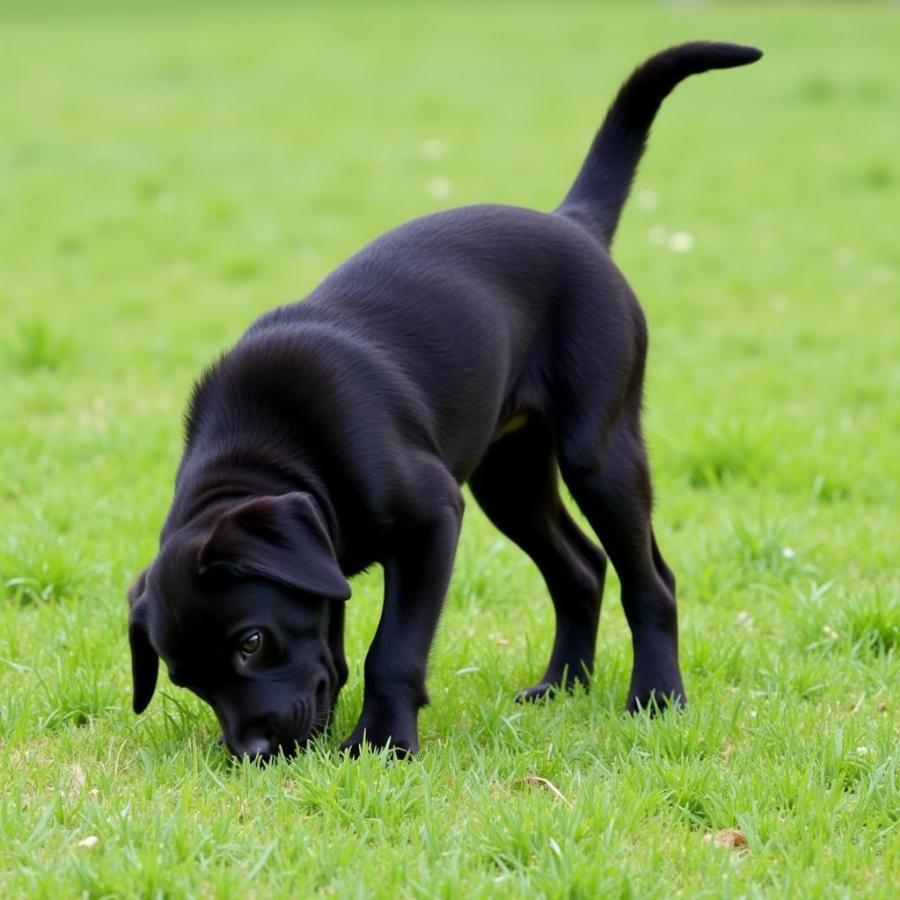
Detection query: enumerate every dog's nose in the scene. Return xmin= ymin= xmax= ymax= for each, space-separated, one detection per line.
xmin=235 ymin=735 xmax=274 ymax=761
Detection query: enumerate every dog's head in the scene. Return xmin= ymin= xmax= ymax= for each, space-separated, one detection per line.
xmin=128 ymin=491 xmax=350 ymax=760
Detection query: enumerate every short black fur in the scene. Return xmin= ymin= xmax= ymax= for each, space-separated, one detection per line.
xmin=129 ymin=42 xmax=762 ymax=759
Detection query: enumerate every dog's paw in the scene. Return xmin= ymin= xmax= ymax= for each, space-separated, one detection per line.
xmin=341 ymin=695 xmax=421 ymax=758
xmin=515 ymin=681 xmax=558 ymax=703
xmin=626 ymin=686 xmax=687 ymax=715
xmin=516 ymin=669 xmax=590 ymax=704
xmin=339 ymin=709 xmax=419 ymax=757
xmin=339 ymin=728 xmax=418 ymax=759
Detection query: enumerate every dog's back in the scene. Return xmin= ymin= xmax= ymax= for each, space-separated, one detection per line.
xmin=230 ymin=43 xmax=764 ymax=480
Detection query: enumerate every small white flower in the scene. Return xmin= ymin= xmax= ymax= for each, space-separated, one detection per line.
xmin=427 ymin=176 xmax=452 ymax=199
xmin=669 ymin=230 xmax=695 ymax=253
xmin=77 ymin=835 xmax=99 ymax=849
xmin=782 ymin=547 xmax=796 ymax=560
xmin=834 ymin=247 xmax=854 ymax=266
xmin=637 ymin=188 xmax=659 ymax=211
xmin=856 ymin=746 xmax=871 ymax=756
xmin=822 ymin=625 xmax=839 ymax=640
xmin=155 ymin=191 xmax=176 ymax=212
xmin=419 ymin=138 xmax=446 ymax=161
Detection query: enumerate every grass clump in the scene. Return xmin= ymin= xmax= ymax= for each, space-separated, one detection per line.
xmin=0 ymin=530 xmax=99 ymax=605
xmin=5 ymin=318 xmax=73 ymax=373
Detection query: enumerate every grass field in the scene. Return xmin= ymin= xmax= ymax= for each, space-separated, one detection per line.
xmin=2 ymin=1 xmax=898 ymax=896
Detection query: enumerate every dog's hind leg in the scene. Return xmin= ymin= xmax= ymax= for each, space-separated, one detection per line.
xmin=556 ymin=412 xmax=686 ymax=712
xmin=469 ymin=420 xmax=607 ymax=700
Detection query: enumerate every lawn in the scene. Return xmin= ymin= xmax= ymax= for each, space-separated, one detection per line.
xmin=1 ymin=1 xmax=898 ymax=896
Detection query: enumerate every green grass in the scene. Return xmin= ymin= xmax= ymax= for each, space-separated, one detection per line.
xmin=2 ymin=1 xmax=898 ymax=895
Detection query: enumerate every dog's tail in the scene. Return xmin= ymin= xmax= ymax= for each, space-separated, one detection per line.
xmin=556 ymin=42 xmax=762 ymax=246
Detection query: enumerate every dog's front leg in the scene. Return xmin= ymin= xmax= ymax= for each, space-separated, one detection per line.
xmin=341 ymin=491 xmax=462 ymax=757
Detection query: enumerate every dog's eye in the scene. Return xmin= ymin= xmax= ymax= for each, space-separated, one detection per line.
xmin=238 ymin=631 xmax=262 ymax=658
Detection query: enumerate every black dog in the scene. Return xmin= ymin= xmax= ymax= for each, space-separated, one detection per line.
xmin=128 ymin=42 xmax=761 ymax=759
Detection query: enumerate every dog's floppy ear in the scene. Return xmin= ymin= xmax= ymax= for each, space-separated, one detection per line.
xmin=198 ymin=492 xmax=351 ymax=601
xmin=127 ymin=568 xmax=159 ymax=714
